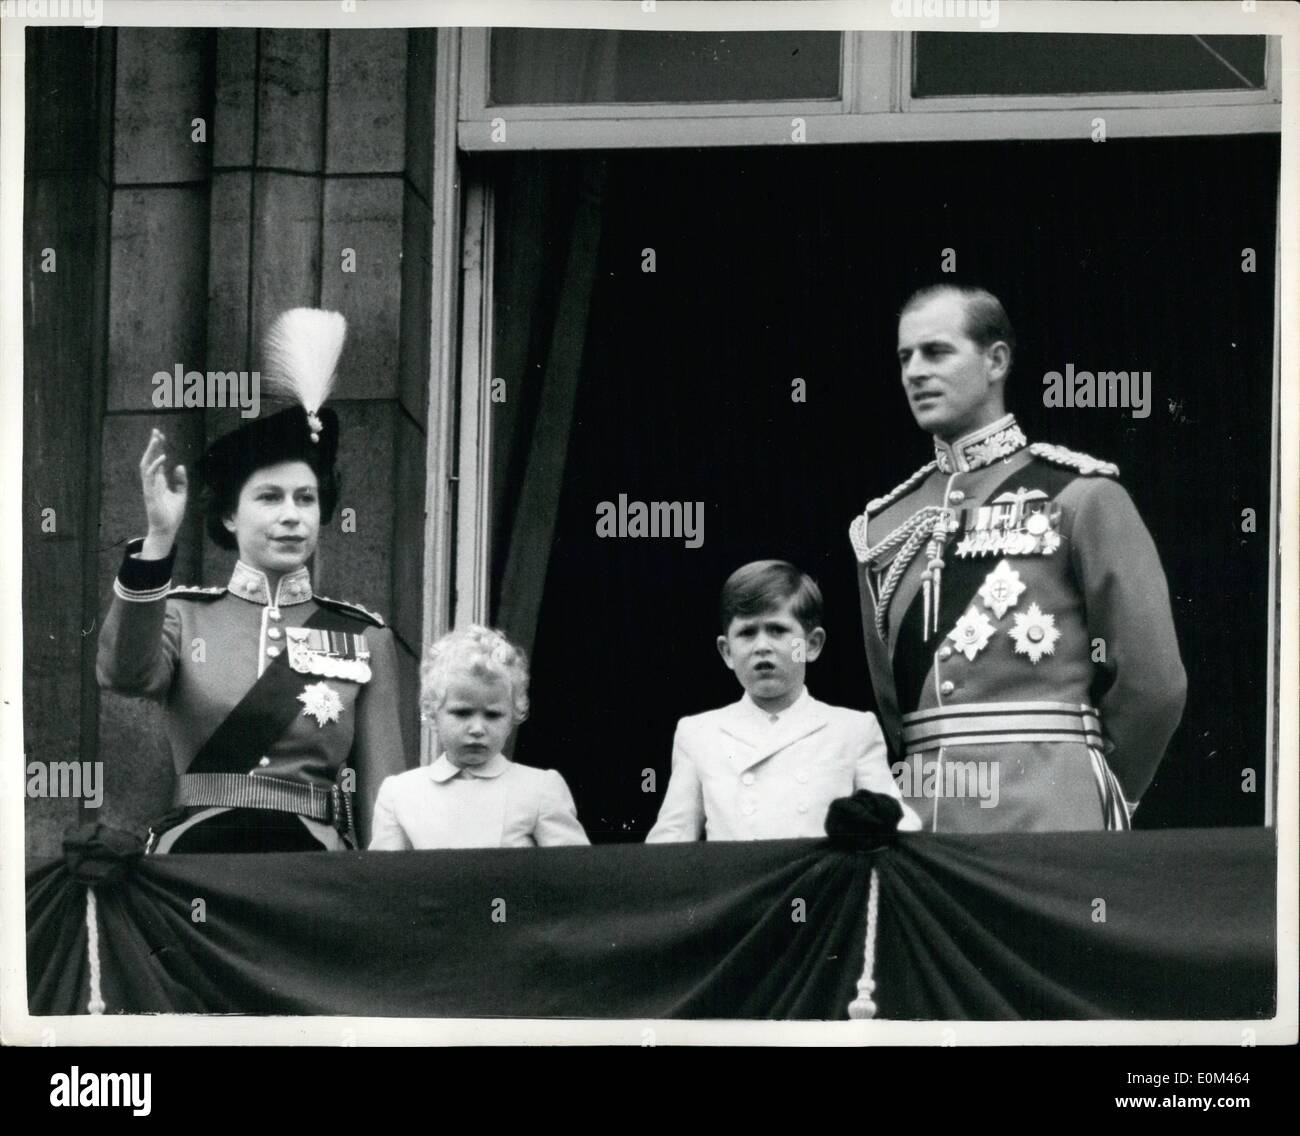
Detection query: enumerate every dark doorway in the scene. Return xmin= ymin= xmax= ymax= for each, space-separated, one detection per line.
xmin=489 ymin=136 xmax=1277 ymax=840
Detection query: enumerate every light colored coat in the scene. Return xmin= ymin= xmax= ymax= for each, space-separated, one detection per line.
xmin=369 ymin=754 xmax=590 ymax=850
xmin=646 ymin=689 xmax=921 ymax=842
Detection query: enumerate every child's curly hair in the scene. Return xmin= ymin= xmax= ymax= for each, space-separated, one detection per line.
xmin=420 ymin=624 xmax=530 ymax=724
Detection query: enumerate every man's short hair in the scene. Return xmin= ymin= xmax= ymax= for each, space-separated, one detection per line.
xmin=900 ymin=284 xmax=1017 ymax=365
xmin=720 ymin=560 xmax=824 ymax=635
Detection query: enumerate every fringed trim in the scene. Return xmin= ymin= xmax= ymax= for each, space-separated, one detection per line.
xmin=1028 ymin=442 xmax=1119 ymax=478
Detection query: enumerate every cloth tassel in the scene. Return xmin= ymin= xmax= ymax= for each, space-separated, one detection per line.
xmin=85 ymin=888 xmax=106 ymax=1015
xmin=847 ymin=867 xmax=881 ymax=1020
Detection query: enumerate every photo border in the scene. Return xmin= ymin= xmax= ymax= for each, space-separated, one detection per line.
xmin=2 ymin=0 xmax=1295 ymax=1048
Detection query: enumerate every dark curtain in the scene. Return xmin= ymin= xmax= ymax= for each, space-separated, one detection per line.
xmin=489 ymin=154 xmax=608 ymax=671
xmin=29 ymin=829 xmax=1275 ymax=1020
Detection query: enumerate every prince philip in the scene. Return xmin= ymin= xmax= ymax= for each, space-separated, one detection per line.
xmin=850 ymin=285 xmax=1186 ymax=832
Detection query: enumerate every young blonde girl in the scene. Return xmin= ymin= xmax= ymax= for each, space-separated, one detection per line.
xmin=369 ymin=625 xmax=588 ymax=849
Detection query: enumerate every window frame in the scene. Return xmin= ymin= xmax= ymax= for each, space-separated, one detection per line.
xmin=901 ymin=30 xmax=1282 ymax=112
xmin=458 ymin=25 xmax=867 ymax=124
xmin=456 ymin=29 xmax=1280 ymax=150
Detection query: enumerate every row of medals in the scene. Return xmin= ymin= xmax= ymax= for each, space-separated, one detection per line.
xmin=953 ymin=505 xmax=1060 ymax=559
xmin=287 ymin=639 xmax=373 ymax=684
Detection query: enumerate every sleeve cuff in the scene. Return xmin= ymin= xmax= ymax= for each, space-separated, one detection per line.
xmin=114 ymin=537 xmax=175 ymax=602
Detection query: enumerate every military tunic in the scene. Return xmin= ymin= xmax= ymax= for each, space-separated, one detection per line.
xmin=850 ymin=414 xmax=1186 ymax=833
xmin=96 ymin=539 xmax=407 ymax=849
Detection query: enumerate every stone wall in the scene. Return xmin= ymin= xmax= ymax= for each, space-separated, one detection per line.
xmin=23 ymin=27 xmax=438 ymax=858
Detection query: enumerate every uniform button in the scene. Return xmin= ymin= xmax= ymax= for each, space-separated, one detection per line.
xmin=266 ymin=645 xmax=282 ymax=659
xmin=258 ymin=756 xmax=270 ymax=767
xmin=938 ymin=645 xmax=953 ymax=660
xmin=742 ymin=802 xmax=756 ymax=816
xmin=796 ymin=772 xmax=809 ymax=784
xmin=948 ymin=490 xmax=966 ymax=504
xmin=741 ymin=772 xmax=756 ymax=786
xmin=797 ymin=802 xmax=809 ymax=813
xmin=267 ymin=627 xmax=282 ymax=640
xmin=268 ymin=609 xmax=282 ymax=622
xmin=940 ymin=680 xmax=955 ymax=696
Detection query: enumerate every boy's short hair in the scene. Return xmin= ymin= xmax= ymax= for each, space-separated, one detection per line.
xmin=420 ymin=624 xmax=530 ymax=724
xmin=720 ymin=560 xmax=824 ymax=634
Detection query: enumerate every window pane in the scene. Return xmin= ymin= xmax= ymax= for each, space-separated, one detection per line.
xmin=913 ymin=33 xmax=1267 ymax=98
xmin=489 ymin=29 xmax=841 ymax=105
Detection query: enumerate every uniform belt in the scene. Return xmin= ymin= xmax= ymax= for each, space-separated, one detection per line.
xmin=175 ymin=772 xmax=351 ymax=833
xmin=901 ymin=701 xmax=1103 ymax=754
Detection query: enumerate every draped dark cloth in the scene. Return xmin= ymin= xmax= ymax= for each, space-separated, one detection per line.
xmin=27 ymin=829 xmax=1274 ymax=1020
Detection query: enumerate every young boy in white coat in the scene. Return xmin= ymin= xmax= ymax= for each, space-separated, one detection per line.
xmin=646 ymin=560 xmax=920 ymax=841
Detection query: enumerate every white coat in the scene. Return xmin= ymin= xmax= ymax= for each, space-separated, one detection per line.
xmin=369 ymin=753 xmax=589 ymax=850
xmin=646 ymin=688 xmax=921 ymax=841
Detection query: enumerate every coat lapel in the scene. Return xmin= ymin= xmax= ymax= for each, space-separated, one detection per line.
xmin=723 ymin=695 xmax=829 ymax=772
xmin=717 ymin=699 xmax=762 ymax=753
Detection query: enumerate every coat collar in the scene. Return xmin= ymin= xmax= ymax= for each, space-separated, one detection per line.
xmin=228 ymin=560 xmax=313 ymax=607
xmin=429 ymin=752 xmax=510 ymax=782
xmin=720 ymin=688 xmax=828 ymax=771
xmin=740 ymin=686 xmax=811 ymax=725
xmin=933 ymin=413 xmax=1027 ymax=474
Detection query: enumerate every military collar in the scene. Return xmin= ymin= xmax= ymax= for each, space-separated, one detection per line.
xmin=228 ymin=560 xmax=314 ymax=607
xmin=933 ymin=414 xmax=1027 ymax=474
xmin=429 ymin=752 xmax=510 ymax=782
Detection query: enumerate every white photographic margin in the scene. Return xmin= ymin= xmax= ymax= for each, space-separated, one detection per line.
xmin=0 ymin=0 xmax=1295 ymax=1049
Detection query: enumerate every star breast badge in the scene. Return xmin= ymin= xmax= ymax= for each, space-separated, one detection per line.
xmin=1008 ymin=603 xmax=1060 ymax=664
xmin=978 ymin=559 xmax=1026 ymax=619
xmin=297 ymin=681 xmax=344 ymax=727
xmin=948 ymin=607 xmax=996 ymax=661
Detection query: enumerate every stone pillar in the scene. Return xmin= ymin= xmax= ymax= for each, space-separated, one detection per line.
xmin=24 ymin=27 xmax=438 ymax=857
xmin=23 ymin=27 xmax=116 ymax=860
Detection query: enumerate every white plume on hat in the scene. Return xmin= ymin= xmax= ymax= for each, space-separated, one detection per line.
xmin=261 ymin=308 xmax=347 ymax=441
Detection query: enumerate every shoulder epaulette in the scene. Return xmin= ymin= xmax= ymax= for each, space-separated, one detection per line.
xmin=315 ymin=594 xmax=386 ymax=627
xmin=866 ymin=460 xmax=937 ymax=516
xmin=848 ymin=512 xmax=870 ymax=563
xmin=167 ymin=584 xmax=227 ymax=601
xmin=1029 ymin=443 xmax=1119 ymax=478
xmin=848 ymin=460 xmax=938 ymax=564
